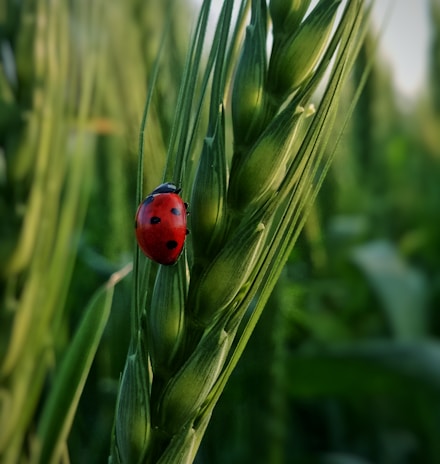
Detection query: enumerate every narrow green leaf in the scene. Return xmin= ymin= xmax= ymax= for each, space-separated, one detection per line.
xmin=34 ymin=264 xmax=131 ymax=464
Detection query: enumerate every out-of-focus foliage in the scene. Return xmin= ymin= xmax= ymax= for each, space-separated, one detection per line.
xmin=0 ymin=0 xmax=187 ymax=462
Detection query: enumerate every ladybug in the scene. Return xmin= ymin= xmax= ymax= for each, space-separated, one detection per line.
xmin=135 ymin=183 xmax=188 ymax=265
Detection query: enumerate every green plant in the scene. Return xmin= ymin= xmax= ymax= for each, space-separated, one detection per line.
xmin=110 ymin=0 xmax=372 ymax=462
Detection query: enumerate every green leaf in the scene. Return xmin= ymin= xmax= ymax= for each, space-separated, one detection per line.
xmin=284 ymin=341 xmax=440 ymax=397
xmin=34 ymin=265 xmax=131 ymax=464
xmin=351 ymin=240 xmax=428 ymax=340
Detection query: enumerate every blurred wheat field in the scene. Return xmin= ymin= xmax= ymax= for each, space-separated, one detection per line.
xmin=0 ymin=0 xmax=182 ymax=461
xmin=1 ymin=0 xmax=440 ymax=463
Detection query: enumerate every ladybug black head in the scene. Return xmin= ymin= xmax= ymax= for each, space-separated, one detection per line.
xmin=150 ymin=183 xmax=181 ymax=195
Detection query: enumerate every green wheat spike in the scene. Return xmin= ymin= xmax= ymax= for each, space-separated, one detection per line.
xmin=111 ymin=0 xmax=372 ymax=462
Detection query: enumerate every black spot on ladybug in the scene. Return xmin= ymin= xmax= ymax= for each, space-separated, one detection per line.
xmin=170 ymin=207 xmax=181 ymax=216
xmin=166 ymin=240 xmax=178 ymax=250
xmin=150 ymin=216 xmax=161 ymax=224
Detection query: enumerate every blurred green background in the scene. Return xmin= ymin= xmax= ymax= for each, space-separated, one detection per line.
xmin=1 ymin=0 xmax=439 ymax=463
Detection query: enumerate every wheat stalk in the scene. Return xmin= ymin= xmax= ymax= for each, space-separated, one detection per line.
xmin=110 ymin=0 xmax=371 ymax=462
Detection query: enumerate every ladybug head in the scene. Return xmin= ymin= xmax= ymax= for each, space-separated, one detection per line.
xmin=151 ymin=183 xmax=181 ymax=195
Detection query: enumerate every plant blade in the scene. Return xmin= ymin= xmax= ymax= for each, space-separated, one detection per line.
xmin=34 ymin=265 xmax=131 ymax=464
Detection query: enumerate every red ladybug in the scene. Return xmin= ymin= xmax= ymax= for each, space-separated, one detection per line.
xmin=135 ymin=183 xmax=188 ymax=265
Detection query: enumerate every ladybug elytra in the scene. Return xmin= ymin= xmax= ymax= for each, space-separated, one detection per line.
xmin=135 ymin=183 xmax=188 ymax=265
